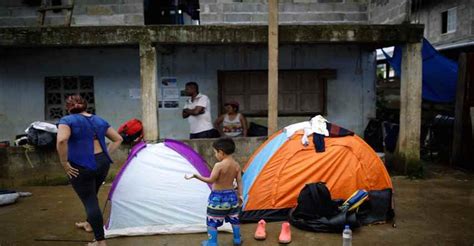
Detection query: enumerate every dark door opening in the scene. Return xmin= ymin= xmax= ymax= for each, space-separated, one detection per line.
xmin=144 ymin=0 xmax=200 ymax=25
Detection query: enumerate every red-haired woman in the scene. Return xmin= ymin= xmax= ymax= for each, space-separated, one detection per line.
xmin=56 ymin=95 xmax=122 ymax=246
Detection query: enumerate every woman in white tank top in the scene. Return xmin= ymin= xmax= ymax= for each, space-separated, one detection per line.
xmin=214 ymin=101 xmax=248 ymax=137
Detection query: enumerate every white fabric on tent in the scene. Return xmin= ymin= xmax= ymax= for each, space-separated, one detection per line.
xmin=105 ymin=143 xmax=231 ymax=238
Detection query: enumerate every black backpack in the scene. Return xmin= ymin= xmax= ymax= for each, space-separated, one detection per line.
xmin=27 ymin=127 xmax=57 ymax=149
xmin=289 ymin=182 xmax=359 ymax=233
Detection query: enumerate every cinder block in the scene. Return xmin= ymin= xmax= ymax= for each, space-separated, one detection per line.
xmin=76 ymin=0 xmax=121 ymax=4
xmin=98 ymin=14 xmax=125 ymax=25
xmin=119 ymin=4 xmax=143 ymax=14
xmin=293 ymin=0 xmax=318 ymax=3
xmin=124 ymin=14 xmax=144 ymax=25
xmin=317 ymin=0 xmax=343 ymax=3
xmin=223 ymin=3 xmax=265 ymax=12
xmin=199 ymin=13 xmax=223 ymax=23
xmin=86 ymin=5 xmax=116 ymax=16
xmin=72 ymin=15 xmax=101 ymax=25
xmin=0 ymin=8 xmax=11 ymax=17
xmin=199 ymin=0 xmax=218 ymax=3
xmin=45 ymin=16 xmax=68 ymax=26
xmin=344 ymin=13 xmax=368 ymax=21
xmin=224 ymin=13 xmax=251 ymax=22
xmin=331 ymin=3 xmax=367 ymax=12
xmin=251 ymin=13 xmax=267 ymax=22
xmin=0 ymin=0 xmax=26 ymax=7
xmin=122 ymin=0 xmax=143 ymax=3
xmin=279 ymin=13 xmax=295 ymax=22
xmin=9 ymin=7 xmax=37 ymax=17
xmin=0 ymin=16 xmax=36 ymax=26
xmin=72 ymin=5 xmax=87 ymax=15
xmin=293 ymin=12 xmax=345 ymax=22
xmin=208 ymin=3 xmax=224 ymax=13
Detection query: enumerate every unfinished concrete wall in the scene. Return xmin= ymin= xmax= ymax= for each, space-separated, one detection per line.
xmin=0 ymin=47 xmax=141 ymax=141
xmin=368 ymin=0 xmax=410 ymax=24
xmin=158 ymin=44 xmax=376 ymax=138
xmin=0 ymin=137 xmax=266 ymax=188
xmin=200 ymin=0 xmax=368 ymax=24
xmin=411 ymin=0 xmax=473 ymax=47
xmin=0 ymin=44 xmax=376 ymax=142
xmin=0 ymin=0 xmax=143 ymax=27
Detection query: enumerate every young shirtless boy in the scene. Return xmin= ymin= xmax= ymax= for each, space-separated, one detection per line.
xmin=185 ymin=138 xmax=242 ymax=246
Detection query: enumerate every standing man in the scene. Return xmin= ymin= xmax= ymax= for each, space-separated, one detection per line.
xmin=182 ymin=82 xmax=218 ymax=139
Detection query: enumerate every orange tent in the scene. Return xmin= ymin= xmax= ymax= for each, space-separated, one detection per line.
xmin=241 ymin=128 xmax=393 ymax=222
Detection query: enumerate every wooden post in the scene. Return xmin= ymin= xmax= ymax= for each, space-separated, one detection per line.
xmin=451 ymin=53 xmax=473 ymax=169
xmin=398 ymin=42 xmax=422 ymax=173
xmin=37 ymin=0 xmax=46 ymax=26
xmin=139 ymin=41 xmax=159 ymax=141
xmin=64 ymin=0 xmax=75 ymax=27
xmin=268 ymin=0 xmax=278 ymax=135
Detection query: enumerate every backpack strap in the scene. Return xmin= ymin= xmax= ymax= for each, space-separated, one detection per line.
xmin=79 ymin=114 xmax=99 ymax=139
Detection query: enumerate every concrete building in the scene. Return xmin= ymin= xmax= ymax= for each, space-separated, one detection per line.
xmin=0 ymin=1 xmax=425 ymax=176
xmin=411 ymin=0 xmax=474 ymax=59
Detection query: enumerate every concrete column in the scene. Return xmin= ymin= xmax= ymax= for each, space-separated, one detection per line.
xmin=139 ymin=41 xmax=159 ymax=141
xmin=268 ymin=0 xmax=279 ymax=135
xmin=397 ymin=42 xmax=422 ymax=173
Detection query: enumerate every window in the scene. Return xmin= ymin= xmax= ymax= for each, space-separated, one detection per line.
xmin=44 ymin=76 xmax=95 ymax=120
xmin=376 ymin=62 xmax=396 ymax=81
xmin=144 ymin=0 xmax=200 ymax=25
xmin=441 ymin=8 xmax=456 ymax=34
xmin=218 ymin=70 xmax=335 ymax=116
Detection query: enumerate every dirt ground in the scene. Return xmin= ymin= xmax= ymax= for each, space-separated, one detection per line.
xmin=1 ymin=165 xmax=473 ymax=246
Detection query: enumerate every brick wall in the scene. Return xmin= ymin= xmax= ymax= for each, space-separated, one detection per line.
xmin=200 ymin=0 xmax=368 ymax=25
xmin=0 ymin=0 xmax=144 ymax=27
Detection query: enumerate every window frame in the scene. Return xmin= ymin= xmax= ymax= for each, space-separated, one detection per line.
xmin=44 ymin=76 xmax=95 ymax=121
xmin=441 ymin=7 xmax=457 ymax=34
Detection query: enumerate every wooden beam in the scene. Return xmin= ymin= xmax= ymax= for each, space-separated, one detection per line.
xmin=139 ymin=41 xmax=159 ymax=141
xmin=451 ymin=53 xmax=473 ymax=169
xmin=38 ymin=5 xmax=74 ymax=11
xmin=397 ymin=41 xmax=422 ymax=173
xmin=64 ymin=0 xmax=75 ymax=27
xmin=37 ymin=0 xmax=47 ymax=26
xmin=267 ymin=0 xmax=278 ymax=135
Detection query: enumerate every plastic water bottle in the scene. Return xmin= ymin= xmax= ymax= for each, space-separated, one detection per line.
xmin=342 ymin=225 xmax=352 ymax=246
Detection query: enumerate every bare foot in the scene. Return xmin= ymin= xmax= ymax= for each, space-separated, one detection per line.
xmin=86 ymin=240 xmax=107 ymax=246
xmin=75 ymin=221 xmax=93 ymax=232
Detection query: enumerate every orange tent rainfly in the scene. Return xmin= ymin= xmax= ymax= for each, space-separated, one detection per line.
xmin=241 ymin=116 xmax=394 ymax=223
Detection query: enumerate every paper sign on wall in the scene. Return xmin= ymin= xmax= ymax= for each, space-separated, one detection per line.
xmin=159 ymin=77 xmax=179 ymax=109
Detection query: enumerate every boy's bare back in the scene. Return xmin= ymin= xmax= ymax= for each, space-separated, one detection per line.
xmin=212 ymin=157 xmax=241 ymax=191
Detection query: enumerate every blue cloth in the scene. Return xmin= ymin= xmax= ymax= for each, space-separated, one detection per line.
xmin=206 ymin=189 xmax=240 ymax=228
xmin=59 ymin=114 xmax=112 ymax=170
xmin=382 ymin=38 xmax=458 ymax=103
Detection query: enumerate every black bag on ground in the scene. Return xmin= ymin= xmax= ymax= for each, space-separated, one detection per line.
xmin=247 ymin=122 xmax=268 ymax=137
xmin=363 ymin=119 xmax=384 ymax=152
xmin=27 ymin=127 xmax=56 ymax=149
xmin=289 ymin=182 xmax=359 ymax=233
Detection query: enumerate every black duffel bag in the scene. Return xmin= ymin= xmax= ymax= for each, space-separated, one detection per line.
xmin=289 ymin=182 xmax=359 ymax=233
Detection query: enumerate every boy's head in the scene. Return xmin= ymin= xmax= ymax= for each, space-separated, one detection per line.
xmin=212 ymin=138 xmax=235 ymax=161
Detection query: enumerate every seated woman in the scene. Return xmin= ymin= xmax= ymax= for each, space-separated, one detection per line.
xmin=214 ymin=101 xmax=248 ymax=137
